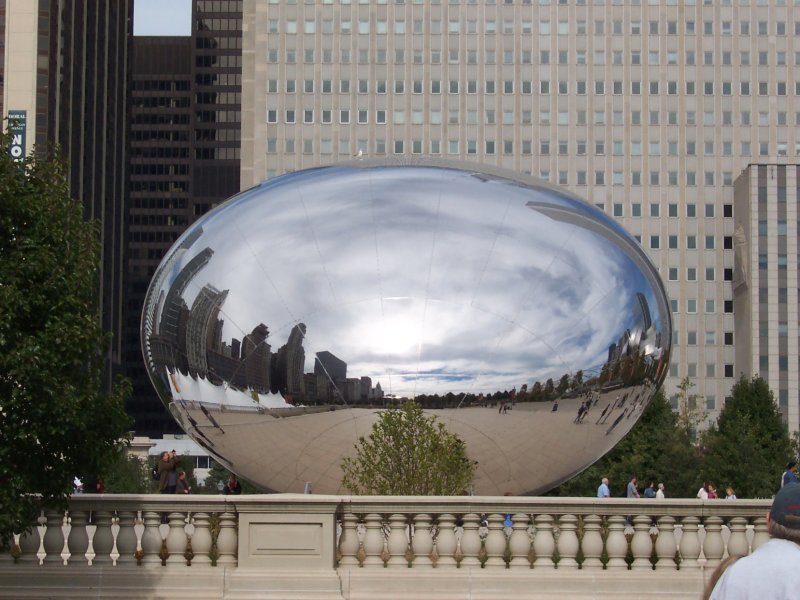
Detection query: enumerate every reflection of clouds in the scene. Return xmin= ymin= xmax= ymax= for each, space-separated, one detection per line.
xmin=144 ymin=164 xmax=671 ymax=400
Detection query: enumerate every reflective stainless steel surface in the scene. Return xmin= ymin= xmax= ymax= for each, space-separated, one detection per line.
xmin=142 ymin=159 xmax=671 ymax=495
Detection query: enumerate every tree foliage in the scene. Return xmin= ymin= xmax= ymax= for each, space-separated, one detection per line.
xmin=548 ymin=389 xmax=702 ymax=498
xmin=701 ymin=375 xmax=791 ymax=498
xmin=0 ymin=137 xmax=131 ymax=545
xmin=341 ymin=401 xmax=476 ymax=495
xmin=101 ymin=450 xmax=150 ymax=494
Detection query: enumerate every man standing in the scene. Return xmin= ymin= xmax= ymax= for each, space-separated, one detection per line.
xmin=627 ymin=475 xmax=640 ymax=498
xmin=597 ymin=477 xmax=611 ymax=498
xmin=708 ymin=483 xmax=800 ymax=599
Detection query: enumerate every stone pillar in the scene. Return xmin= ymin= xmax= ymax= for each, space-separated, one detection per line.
xmin=91 ymin=511 xmax=115 ymax=565
xmin=42 ymin=510 xmax=65 ymax=565
xmin=604 ymin=516 xmax=628 ymax=570
xmin=654 ymin=516 xmax=677 ymax=570
xmin=410 ymin=513 xmax=433 ymax=567
xmin=458 ymin=513 xmax=482 ymax=568
xmin=483 ymin=513 xmax=507 ymax=569
xmin=361 ymin=513 xmax=385 ymax=567
xmin=66 ymin=511 xmax=90 ymax=565
xmin=630 ymin=515 xmax=654 ymax=570
xmin=726 ymin=517 xmax=749 ymax=557
xmin=216 ymin=511 xmax=238 ymax=566
xmin=702 ymin=517 xmax=725 ymax=569
xmin=581 ymin=515 xmax=604 ymax=570
xmin=385 ymin=513 xmax=409 ymax=568
xmin=115 ymin=511 xmax=138 ymax=565
xmin=532 ymin=514 xmax=555 ymax=569
xmin=434 ymin=514 xmax=458 ymax=568
xmin=679 ymin=517 xmax=701 ymax=569
xmin=140 ymin=511 xmax=163 ymax=565
xmin=337 ymin=512 xmax=360 ymax=567
xmin=165 ymin=512 xmax=188 ymax=566
xmin=508 ymin=513 xmax=532 ymax=569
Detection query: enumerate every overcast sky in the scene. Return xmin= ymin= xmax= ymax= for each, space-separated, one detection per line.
xmin=134 ymin=0 xmax=191 ymax=36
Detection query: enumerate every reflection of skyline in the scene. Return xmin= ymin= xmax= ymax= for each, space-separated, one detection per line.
xmin=144 ymin=165 xmax=671 ymax=406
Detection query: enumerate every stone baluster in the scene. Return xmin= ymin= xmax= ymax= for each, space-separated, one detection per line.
xmin=386 ymin=513 xmax=409 ymax=568
xmin=483 ymin=513 xmax=507 ymax=568
xmin=604 ymin=516 xmax=629 ymax=570
xmin=337 ymin=513 xmax=361 ymax=567
xmin=66 ymin=511 xmax=90 ymax=565
xmin=92 ymin=511 xmax=115 ymax=565
xmin=678 ymin=517 xmax=702 ymax=569
xmin=702 ymin=516 xmax=725 ymax=569
xmin=726 ymin=517 xmax=749 ymax=558
xmin=216 ymin=511 xmax=238 ymax=566
xmin=115 ymin=511 xmax=138 ymax=565
xmin=410 ymin=513 xmax=434 ymax=567
xmin=140 ymin=511 xmax=163 ymax=565
xmin=556 ymin=514 xmax=579 ymax=570
xmin=434 ymin=513 xmax=458 ymax=568
xmin=532 ymin=514 xmax=556 ymax=569
xmin=361 ymin=513 xmax=385 ymax=566
xmin=508 ymin=513 xmax=532 ymax=569
xmin=751 ymin=516 xmax=769 ymax=551
xmin=630 ymin=515 xmax=654 ymax=570
xmin=654 ymin=516 xmax=677 ymax=570
xmin=458 ymin=513 xmax=482 ymax=568
xmin=190 ymin=512 xmax=213 ymax=566
xmin=18 ymin=520 xmax=42 ymax=565
xmin=164 ymin=512 xmax=188 ymax=566
xmin=42 ymin=510 xmax=65 ymax=565
xmin=580 ymin=515 xmax=604 ymax=570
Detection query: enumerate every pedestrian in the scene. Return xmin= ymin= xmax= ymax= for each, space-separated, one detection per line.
xmin=158 ymin=450 xmax=179 ymax=493
xmin=697 ymin=482 xmax=709 ymax=500
xmin=782 ymin=461 xmax=799 ymax=488
xmin=643 ymin=481 xmax=656 ymax=498
xmin=176 ymin=470 xmax=191 ymax=494
xmin=597 ymin=477 xmax=611 ymax=498
xmin=708 ymin=483 xmax=718 ymax=499
xmin=707 ymin=483 xmax=800 ymax=599
xmin=626 ymin=475 xmax=640 ymax=498
xmin=656 ymin=482 xmax=665 ymax=499
xmin=224 ymin=473 xmax=242 ymax=495
xmin=725 ymin=486 xmax=737 ymax=500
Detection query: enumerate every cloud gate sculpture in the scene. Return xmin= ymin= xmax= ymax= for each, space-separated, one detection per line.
xmin=142 ymin=159 xmax=671 ymax=495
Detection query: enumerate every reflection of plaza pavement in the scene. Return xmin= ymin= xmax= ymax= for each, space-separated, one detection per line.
xmin=174 ymin=386 xmax=652 ymax=495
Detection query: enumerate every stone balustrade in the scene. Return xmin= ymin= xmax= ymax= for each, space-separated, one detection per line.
xmin=0 ymin=494 xmax=774 ymax=599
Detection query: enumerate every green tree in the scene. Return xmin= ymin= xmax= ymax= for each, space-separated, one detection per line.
xmin=0 ymin=138 xmax=131 ymax=545
xmin=702 ymin=375 xmax=791 ymax=498
xmin=101 ymin=449 xmax=150 ymax=494
xmin=548 ymin=389 xmax=701 ymax=498
xmin=341 ymin=401 xmax=476 ymax=495
xmin=676 ymin=377 xmax=708 ymax=442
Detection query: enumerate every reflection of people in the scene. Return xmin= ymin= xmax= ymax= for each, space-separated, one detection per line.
xmin=597 ymin=477 xmax=611 ymax=498
xmin=707 ymin=483 xmax=800 ymax=599
xmin=224 ymin=474 xmax=242 ymax=495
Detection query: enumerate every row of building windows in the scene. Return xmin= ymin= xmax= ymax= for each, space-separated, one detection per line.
xmin=268 ymin=77 xmax=800 ymax=98
xmin=272 ymin=17 xmax=800 ymax=37
xmin=273 ymin=0 xmax=800 ymax=7
xmin=266 ymin=46 xmax=800 ymax=68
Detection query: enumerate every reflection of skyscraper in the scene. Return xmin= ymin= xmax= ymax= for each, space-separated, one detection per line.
xmin=186 ymin=285 xmax=229 ymax=376
xmin=242 ymin=324 xmax=271 ymax=393
xmin=315 ymin=351 xmax=347 ymax=382
xmin=158 ymin=247 xmax=214 ymax=341
xmin=276 ymin=323 xmax=306 ymax=398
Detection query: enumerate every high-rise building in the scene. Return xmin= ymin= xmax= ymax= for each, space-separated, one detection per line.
xmin=126 ymin=1 xmax=242 ymax=435
xmin=2 ymin=0 xmax=132 ymax=391
xmin=733 ymin=164 xmax=800 ymax=427
xmin=238 ymin=1 xmax=800 ymax=429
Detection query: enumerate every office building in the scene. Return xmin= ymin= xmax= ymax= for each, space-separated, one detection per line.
xmin=126 ymin=0 xmax=242 ymax=435
xmin=2 ymin=0 xmax=132 ymax=391
xmin=239 ymin=0 xmax=800 ymax=429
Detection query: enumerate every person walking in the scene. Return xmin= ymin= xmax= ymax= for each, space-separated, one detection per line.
xmin=597 ymin=477 xmax=611 ymax=498
xmin=626 ymin=475 xmax=640 ymax=498
xmin=656 ymin=482 xmax=666 ymax=498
